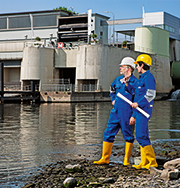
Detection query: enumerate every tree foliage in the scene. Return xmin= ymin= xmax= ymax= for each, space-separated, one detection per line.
xmin=91 ymin=34 xmax=97 ymax=39
xmin=35 ymin=37 xmax=41 ymax=41
xmin=53 ymin=6 xmax=78 ymax=14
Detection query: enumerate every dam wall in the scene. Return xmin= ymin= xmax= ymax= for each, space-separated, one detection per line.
xmin=22 ymin=45 xmax=173 ymax=97
xmin=54 ymin=45 xmax=173 ymax=93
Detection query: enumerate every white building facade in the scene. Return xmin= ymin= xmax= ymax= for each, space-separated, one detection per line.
xmin=0 ymin=9 xmax=109 ymax=90
xmin=0 ymin=10 xmax=71 ymax=87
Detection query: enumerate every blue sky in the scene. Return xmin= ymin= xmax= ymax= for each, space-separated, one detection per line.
xmin=1 ymin=0 xmax=180 ymax=18
xmin=1 ymin=0 xmax=180 ymax=42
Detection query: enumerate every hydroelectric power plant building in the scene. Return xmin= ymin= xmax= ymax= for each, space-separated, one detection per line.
xmin=0 ymin=9 xmax=180 ymax=102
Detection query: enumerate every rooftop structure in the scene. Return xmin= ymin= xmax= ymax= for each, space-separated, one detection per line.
xmin=0 ymin=9 xmax=71 ymax=43
xmin=57 ymin=13 xmax=109 ymax=45
xmin=143 ymin=11 xmax=180 ymax=41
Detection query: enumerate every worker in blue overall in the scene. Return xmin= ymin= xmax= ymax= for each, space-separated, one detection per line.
xmin=94 ymin=57 xmax=138 ymax=165
xmin=130 ymin=54 xmax=158 ymax=169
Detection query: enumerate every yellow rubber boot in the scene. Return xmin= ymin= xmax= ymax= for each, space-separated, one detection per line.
xmin=123 ymin=142 xmax=133 ymax=166
xmin=133 ymin=145 xmax=158 ymax=170
xmin=93 ymin=141 xmax=113 ymax=164
xmin=141 ymin=145 xmax=158 ymax=169
xmin=132 ymin=146 xmax=147 ymax=169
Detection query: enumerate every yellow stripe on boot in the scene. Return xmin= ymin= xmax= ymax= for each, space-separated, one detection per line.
xmin=93 ymin=141 xmax=113 ymax=165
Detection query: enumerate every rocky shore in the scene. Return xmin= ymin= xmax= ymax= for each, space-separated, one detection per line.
xmin=22 ymin=141 xmax=180 ymax=188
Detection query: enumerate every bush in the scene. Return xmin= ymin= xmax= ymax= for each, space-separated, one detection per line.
xmin=35 ymin=37 xmax=41 ymax=41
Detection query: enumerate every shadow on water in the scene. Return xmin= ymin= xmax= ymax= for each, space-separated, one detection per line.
xmin=0 ymin=100 xmax=180 ymax=187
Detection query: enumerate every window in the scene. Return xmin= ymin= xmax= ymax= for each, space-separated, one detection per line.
xmin=33 ymin=15 xmax=57 ymax=27
xmin=165 ymin=25 xmax=175 ymax=33
xmin=9 ymin=16 xmax=31 ymax=29
xmin=4 ymin=14 xmax=57 ymax=29
xmin=0 ymin=18 xmax=7 ymax=29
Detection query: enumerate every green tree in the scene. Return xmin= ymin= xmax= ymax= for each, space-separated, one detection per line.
xmin=53 ymin=6 xmax=78 ymax=14
xmin=35 ymin=37 xmax=41 ymax=41
xmin=122 ymin=40 xmax=127 ymax=47
xmin=91 ymin=34 xmax=97 ymax=39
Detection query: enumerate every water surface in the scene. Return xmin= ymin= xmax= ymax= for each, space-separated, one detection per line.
xmin=0 ymin=101 xmax=180 ymax=187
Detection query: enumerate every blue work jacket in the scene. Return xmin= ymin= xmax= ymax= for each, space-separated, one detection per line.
xmin=132 ymin=70 xmax=156 ymax=118
xmin=110 ymin=75 xmax=138 ymax=113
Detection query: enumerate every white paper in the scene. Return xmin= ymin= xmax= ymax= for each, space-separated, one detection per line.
xmin=117 ymin=92 xmax=150 ymax=118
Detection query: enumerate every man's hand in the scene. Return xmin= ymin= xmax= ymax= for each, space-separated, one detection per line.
xmin=112 ymin=100 xmax=115 ymax=106
xmin=129 ymin=117 xmax=136 ymax=125
xmin=123 ymin=76 xmax=130 ymax=86
xmin=131 ymin=102 xmax=138 ymax=108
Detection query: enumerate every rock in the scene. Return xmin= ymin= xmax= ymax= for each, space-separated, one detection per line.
xmin=169 ymin=169 xmax=180 ymax=180
xmin=88 ymin=182 xmax=102 ymax=187
xmin=149 ymin=166 xmax=162 ymax=176
xmin=65 ymin=164 xmax=82 ymax=173
xmin=21 ymin=183 xmax=35 ymax=188
xmin=156 ymin=156 xmax=168 ymax=166
xmin=63 ymin=177 xmax=77 ymax=188
xmin=65 ymin=164 xmax=75 ymax=173
xmin=160 ymin=150 xmax=168 ymax=156
xmin=73 ymin=164 xmax=82 ymax=172
xmin=160 ymin=168 xmax=180 ymax=181
xmin=103 ymin=178 xmax=115 ymax=183
xmin=163 ymin=144 xmax=170 ymax=148
xmin=22 ymin=140 xmax=180 ymax=188
xmin=133 ymin=156 xmax=141 ymax=165
xmin=160 ymin=169 xmax=170 ymax=181
xmin=168 ymin=151 xmax=178 ymax=157
xmin=170 ymin=185 xmax=180 ymax=188
xmin=164 ymin=158 xmax=180 ymax=170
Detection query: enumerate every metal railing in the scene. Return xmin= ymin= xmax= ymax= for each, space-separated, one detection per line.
xmin=41 ymin=84 xmax=101 ymax=92
xmin=44 ymin=78 xmax=70 ymax=84
xmin=4 ymin=84 xmax=21 ymax=91
xmin=22 ymin=84 xmax=39 ymax=91
xmin=42 ymin=84 xmax=72 ymax=92
xmin=73 ymin=84 xmax=101 ymax=92
xmin=4 ymin=84 xmax=39 ymax=91
xmin=4 ymin=83 xmax=101 ymax=92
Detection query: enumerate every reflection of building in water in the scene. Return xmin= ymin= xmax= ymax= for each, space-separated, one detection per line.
xmin=74 ymin=103 xmax=98 ymax=145
xmin=0 ymin=104 xmax=4 ymax=122
xmin=19 ymin=104 xmax=41 ymax=167
xmin=74 ymin=102 xmax=112 ymax=145
xmin=74 ymin=102 xmax=130 ymax=145
xmin=39 ymin=103 xmax=76 ymax=146
xmin=0 ymin=104 xmax=22 ymax=180
xmin=169 ymin=101 xmax=180 ymax=139
xmin=19 ymin=103 xmax=77 ymax=164
xmin=149 ymin=101 xmax=172 ymax=141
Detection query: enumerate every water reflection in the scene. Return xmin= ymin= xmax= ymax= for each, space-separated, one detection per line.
xmin=0 ymin=101 xmax=180 ymax=187
xmin=74 ymin=103 xmax=110 ymax=145
xmin=0 ymin=103 xmax=4 ymax=122
xmin=150 ymin=101 xmax=180 ymax=141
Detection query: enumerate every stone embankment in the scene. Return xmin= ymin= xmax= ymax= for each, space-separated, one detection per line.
xmin=22 ymin=141 xmax=180 ymax=188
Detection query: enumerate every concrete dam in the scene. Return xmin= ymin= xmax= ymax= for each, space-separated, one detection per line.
xmin=1 ymin=44 xmax=177 ymax=102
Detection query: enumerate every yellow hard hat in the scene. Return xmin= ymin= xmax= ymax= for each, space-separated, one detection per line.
xmin=134 ymin=54 xmax=152 ymax=66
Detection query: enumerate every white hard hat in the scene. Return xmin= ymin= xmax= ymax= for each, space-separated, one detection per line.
xmin=120 ymin=57 xmax=136 ymax=69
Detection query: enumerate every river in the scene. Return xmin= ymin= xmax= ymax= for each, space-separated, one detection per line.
xmin=0 ymin=100 xmax=180 ymax=187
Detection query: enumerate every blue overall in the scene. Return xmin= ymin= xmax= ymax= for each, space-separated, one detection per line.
xmin=132 ymin=70 xmax=156 ymax=147
xmin=103 ymin=75 xmax=138 ymax=143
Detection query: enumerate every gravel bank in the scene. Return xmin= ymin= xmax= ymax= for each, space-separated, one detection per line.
xmin=22 ymin=140 xmax=180 ymax=188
